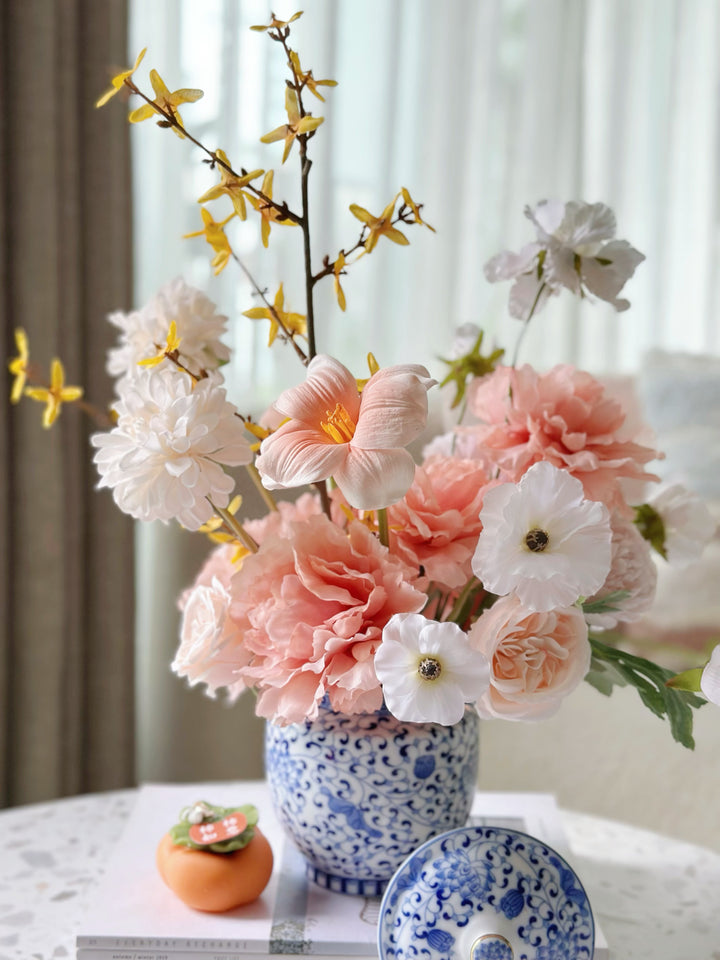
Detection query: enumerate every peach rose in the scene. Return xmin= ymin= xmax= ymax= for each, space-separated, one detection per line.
xmin=172 ymin=578 xmax=248 ymax=699
xmin=468 ymin=594 xmax=590 ymax=720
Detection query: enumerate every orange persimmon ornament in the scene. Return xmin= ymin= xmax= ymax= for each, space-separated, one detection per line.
xmin=156 ymin=800 xmax=273 ymax=912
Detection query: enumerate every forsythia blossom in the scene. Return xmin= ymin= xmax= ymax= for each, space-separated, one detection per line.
xmin=91 ymin=366 xmax=251 ymax=529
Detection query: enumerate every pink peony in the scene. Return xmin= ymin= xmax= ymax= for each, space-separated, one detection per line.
xmin=387 ymin=456 xmax=497 ymax=590
xmin=178 ymin=493 xmax=323 ymax=610
xmin=255 ymin=354 xmax=435 ymax=510
xmin=468 ymin=594 xmax=591 ymax=720
xmin=229 ymin=514 xmax=427 ymax=724
xmin=172 ymin=578 xmax=248 ymax=699
xmin=584 ymin=515 xmax=657 ymax=629
xmin=464 ymin=364 xmax=658 ymax=514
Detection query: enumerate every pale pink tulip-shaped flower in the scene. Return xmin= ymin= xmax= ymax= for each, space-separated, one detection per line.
xmin=256 ymin=354 xmax=435 ymax=509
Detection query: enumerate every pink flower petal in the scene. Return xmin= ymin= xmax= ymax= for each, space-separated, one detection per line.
xmin=353 ymin=365 xmax=434 ymax=449
xmin=334 ymin=447 xmax=417 ymax=510
xmin=274 ymin=354 xmax=360 ymax=425
xmin=256 ymin=423 xmax=348 ymax=489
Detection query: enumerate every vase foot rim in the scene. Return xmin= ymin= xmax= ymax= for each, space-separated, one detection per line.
xmin=307 ymin=864 xmax=388 ymax=897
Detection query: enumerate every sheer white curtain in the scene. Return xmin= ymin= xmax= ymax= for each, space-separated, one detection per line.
xmin=129 ymin=0 xmax=720 ymax=779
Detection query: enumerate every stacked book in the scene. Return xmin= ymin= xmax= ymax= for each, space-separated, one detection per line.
xmin=76 ymin=782 xmax=608 ymax=959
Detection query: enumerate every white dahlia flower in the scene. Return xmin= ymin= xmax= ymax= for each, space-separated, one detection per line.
xmin=584 ymin=515 xmax=657 ymax=629
xmin=107 ymin=278 xmax=230 ymax=382
xmin=91 ymin=366 xmax=252 ymax=529
xmin=701 ymin=644 xmax=720 ymax=705
xmin=472 ymin=460 xmax=612 ymax=612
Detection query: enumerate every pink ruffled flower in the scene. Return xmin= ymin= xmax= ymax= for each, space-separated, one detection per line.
xmin=178 ymin=493 xmax=324 ymax=611
xmin=172 ymin=578 xmax=248 ymax=699
xmin=584 ymin=515 xmax=657 ymax=629
xmin=469 ymin=594 xmax=591 ymax=720
xmin=229 ymin=515 xmax=427 ymax=724
xmin=255 ymin=354 xmax=436 ymax=510
xmin=464 ymin=364 xmax=658 ymax=514
xmin=387 ymin=456 xmax=497 ymax=590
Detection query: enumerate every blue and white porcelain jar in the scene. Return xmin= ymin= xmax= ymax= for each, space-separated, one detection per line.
xmin=265 ymin=703 xmax=480 ymax=896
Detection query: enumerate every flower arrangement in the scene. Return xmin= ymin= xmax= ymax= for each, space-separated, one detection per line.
xmin=10 ymin=13 xmax=719 ymax=748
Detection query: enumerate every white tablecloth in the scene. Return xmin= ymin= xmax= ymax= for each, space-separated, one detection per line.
xmin=0 ymin=788 xmax=718 ymax=959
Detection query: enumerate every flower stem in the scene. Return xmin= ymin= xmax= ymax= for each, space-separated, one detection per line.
xmin=511 ymin=281 xmax=546 ymax=367
xmin=246 ymin=462 xmax=278 ymax=512
xmin=209 ymin=498 xmax=259 ymax=553
xmin=231 ymin=251 xmax=308 ymax=365
xmin=377 ymin=507 xmax=390 ymax=548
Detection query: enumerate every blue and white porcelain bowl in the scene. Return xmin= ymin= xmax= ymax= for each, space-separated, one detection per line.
xmin=265 ymin=704 xmax=480 ymax=896
xmin=378 ymin=825 xmax=595 ymax=960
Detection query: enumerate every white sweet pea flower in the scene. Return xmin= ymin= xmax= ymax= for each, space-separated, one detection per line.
xmin=374 ymin=613 xmax=490 ymax=725
xmin=472 ymin=461 xmax=612 ymax=612
xmin=700 ymin=645 xmax=720 ymax=705
xmin=107 ymin=278 xmax=230 ymax=383
xmin=91 ymin=366 xmax=252 ymax=529
xmin=647 ymin=484 xmax=716 ymax=566
xmin=484 ymin=200 xmax=645 ymax=320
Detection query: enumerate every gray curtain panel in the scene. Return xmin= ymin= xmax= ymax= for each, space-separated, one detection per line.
xmin=0 ymin=0 xmax=135 ymax=805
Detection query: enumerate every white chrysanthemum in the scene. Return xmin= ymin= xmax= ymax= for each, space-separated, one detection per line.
xmin=91 ymin=366 xmax=252 ymax=529
xmin=107 ymin=278 xmax=230 ymax=381
xmin=484 ymin=200 xmax=645 ymax=320
xmin=700 ymin=644 xmax=720 ymax=705
xmin=584 ymin=516 xmax=657 ymax=629
xmin=374 ymin=613 xmax=490 ymax=725
xmin=648 ymin=484 xmax=717 ymax=567
xmin=472 ymin=461 xmax=612 ymax=612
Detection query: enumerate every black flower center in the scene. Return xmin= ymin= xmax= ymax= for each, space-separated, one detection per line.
xmin=418 ymin=657 xmax=442 ymax=681
xmin=525 ymin=528 xmax=550 ymax=552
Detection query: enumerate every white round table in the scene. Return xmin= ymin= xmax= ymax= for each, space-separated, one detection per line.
xmin=0 ymin=788 xmax=718 ymax=959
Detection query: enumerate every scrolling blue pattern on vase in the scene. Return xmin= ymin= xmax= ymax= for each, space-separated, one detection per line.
xmin=264 ymin=704 xmax=480 ymax=895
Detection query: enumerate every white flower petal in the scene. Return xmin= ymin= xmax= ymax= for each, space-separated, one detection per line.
xmin=700 ymin=645 xmax=720 ymax=705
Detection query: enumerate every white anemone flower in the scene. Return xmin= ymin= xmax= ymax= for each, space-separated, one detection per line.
xmin=374 ymin=613 xmax=490 ymax=725
xmin=700 ymin=645 xmax=720 ymax=705
xmin=472 ymin=461 xmax=612 ymax=612
xmin=484 ymin=200 xmax=645 ymax=320
xmin=647 ymin=484 xmax=716 ymax=567
xmin=107 ymin=278 xmax=230 ymax=383
xmin=91 ymin=366 xmax=252 ymax=529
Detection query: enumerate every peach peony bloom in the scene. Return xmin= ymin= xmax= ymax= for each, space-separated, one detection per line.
xmin=387 ymin=456 xmax=497 ymax=590
xmin=468 ymin=594 xmax=591 ymax=720
xmin=229 ymin=515 xmax=427 ymax=724
xmin=172 ymin=578 xmax=248 ymax=699
xmin=255 ymin=354 xmax=435 ymax=510
xmin=464 ymin=364 xmax=658 ymax=515
xmin=178 ymin=493 xmax=323 ymax=610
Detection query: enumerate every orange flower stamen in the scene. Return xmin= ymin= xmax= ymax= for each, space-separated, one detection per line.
xmin=321 ymin=403 xmax=356 ymax=444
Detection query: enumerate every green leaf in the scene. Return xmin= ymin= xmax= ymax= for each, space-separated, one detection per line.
xmin=633 ymin=503 xmax=667 ymax=559
xmin=581 ymin=590 xmax=630 ymax=615
xmin=587 ymin=635 xmax=706 ymax=749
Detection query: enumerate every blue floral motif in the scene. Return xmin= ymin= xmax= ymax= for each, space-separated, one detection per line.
xmin=500 ymin=887 xmax=524 ymax=919
xmin=265 ymin=706 xmax=480 ymax=891
xmin=378 ymin=826 xmax=594 ymax=960
xmin=426 ymin=928 xmax=455 ymax=952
